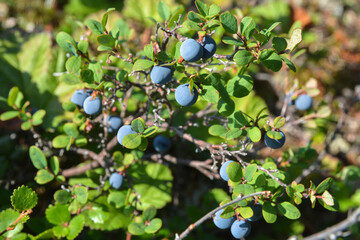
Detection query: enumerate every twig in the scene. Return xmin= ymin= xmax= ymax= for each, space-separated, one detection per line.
xmin=176 ymin=191 xmax=270 ymax=240
xmin=300 ymin=207 xmax=360 ymax=240
xmin=0 ymin=209 xmax=32 ymax=236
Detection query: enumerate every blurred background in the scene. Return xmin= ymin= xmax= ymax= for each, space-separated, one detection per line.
xmin=0 ymin=0 xmax=360 ymax=239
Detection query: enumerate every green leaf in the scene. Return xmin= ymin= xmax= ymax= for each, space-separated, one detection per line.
xmin=52 ymin=135 xmax=71 ymax=149
xmin=77 ymin=40 xmax=89 ymax=54
xmin=273 ymin=116 xmax=286 ymax=129
xmin=248 ymin=127 xmax=261 ymax=142
xmin=272 ymin=37 xmax=287 ymax=53
xmin=262 ymin=202 xmax=277 ymax=223
xmin=101 ymin=8 xmax=115 ymax=31
xmin=50 ymin=156 xmax=60 ymax=175
xmin=35 ymin=169 xmax=54 ymax=184
xmin=29 ymin=146 xmax=47 ymax=170
xmin=0 ymin=111 xmax=19 ymax=121
xmin=158 ymin=1 xmax=171 ymax=20
xmin=8 ymin=86 xmax=19 ymax=107
xmin=80 ymin=69 xmax=94 ymax=84
xmin=65 ymin=56 xmax=81 ymax=73
xmin=244 ymin=164 xmax=257 ymax=181
xmin=220 ymin=12 xmax=237 ymax=34
xmin=277 ymin=202 xmax=301 ymax=220
xmin=113 ymin=151 xmax=124 ymax=164
xmin=259 ymin=50 xmax=283 ymax=72
xmin=321 ymin=191 xmax=334 ymax=206
xmin=128 ymin=222 xmax=146 ymax=235
xmin=222 ymin=36 xmax=244 ymax=46
xmin=11 ymin=186 xmax=38 ymax=212
xmin=73 ymin=186 xmax=88 ymax=204
xmin=56 ymin=32 xmax=77 ymax=54
xmin=280 ymin=56 xmax=296 ymax=72
xmin=233 ymin=184 xmax=255 ymax=196
xmin=89 ymin=61 xmax=103 ymax=83
xmin=67 ymin=214 xmax=85 ymax=240
xmin=54 ymin=190 xmax=72 ymax=204
xmin=238 ymin=206 xmax=253 ymax=219
xmin=75 ymin=136 xmax=87 ymax=147
xmin=144 ymin=43 xmax=154 ymax=61
xmin=85 ymin=19 xmax=104 ymax=35
xmin=46 ymin=204 xmax=71 ymax=225
xmin=318 ymin=197 xmax=339 ymax=211
xmin=53 ymin=225 xmax=69 ymax=238
xmin=200 ymin=85 xmax=219 ymax=103
xmin=240 ymin=16 xmax=256 ymax=40
xmin=168 ymin=7 xmax=185 ymax=28
xmin=228 ymin=111 xmax=249 ymax=128
xmin=63 ymin=123 xmax=79 ymax=138
xmin=233 ymin=50 xmax=253 ymax=66
xmin=107 ymin=191 xmax=126 ymax=208
xmin=32 ymin=109 xmax=46 ymax=125
xmin=187 ymin=11 xmax=203 ymax=23
xmin=131 ymin=118 xmax=146 ymax=133
xmin=123 ymin=133 xmax=141 ymax=149
xmin=208 ymin=4 xmax=221 ymax=17
xmin=195 ymin=0 xmax=208 ymax=16
xmin=60 ymin=73 xmax=82 ymax=85
xmin=287 ymin=28 xmax=302 ymax=53
xmin=227 ymin=75 xmax=253 ymax=98
xmin=145 ymin=218 xmax=162 ymax=234
xmin=133 ymin=59 xmax=154 ymax=71
xmin=183 ymin=20 xmax=202 ymax=31
xmin=225 ymin=128 xmax=244 ymax=140
xmin=21 ymin=121 xmax=32 ymax=131
xmin=143 ymin=126 xmax=158 ymax=137
xmin=266 ymin=22 xmax=281 ymax=33
xmin=143 ymin=206 xmax=157 ymax=221
xmin=227 ymin=162 xmax=243 ymax=182
xmin=217 ymin=98 xmax=235 ymax=116
xmin=208 ymin=124 xmax=227 ymax=137
xmin=315 ymin=177 xmax=333 ymax=194
xmin=97 ymin=34 xmax=115 ymax=48
xmin=266 ymin=131 xmax=283 ymax=140
xmin=0 ymin=209 xmax=21 ymax=235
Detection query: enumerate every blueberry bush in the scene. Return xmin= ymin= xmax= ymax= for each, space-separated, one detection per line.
xmin=1 ymin=0 xmax=360 ymax=239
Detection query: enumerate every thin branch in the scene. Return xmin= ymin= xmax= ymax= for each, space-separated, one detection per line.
xmin=300 ymin=207 xmax=360 ymax=240
xmin=176 ymin=191 xmax=270 ymax=240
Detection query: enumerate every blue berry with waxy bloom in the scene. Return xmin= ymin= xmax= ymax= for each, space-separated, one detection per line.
xmin=117 ymin=125 xmax=137 ymax=146
xmin=83 ymin=96 xmax=102 ymax=115
xmin=295 ymin=94 xmax=313 ymax=111
xmin=175 ymin=84 xmax=199 ymax=107
xmin=247 ymin=201 xmax=262 ymax=222
xmin=264 ymin=131 xmax=286 ymax=149
xmin=71 ymin=89 xmax=92 ymax=107
xmin=219 ymin=160 xmax=234 ymax=181
xmin=201 ymin=36 xmax=217 ymax=59
xmin=109 ymin=172 xmax=123 ymax=189
xmin=106 ymin=115 xmax=123 ymax=133
xmin=153 ymin=135 xmax=171 ymax=153
xmin=213 ymin=209 xmax=236 ymax=229
xmin=180 ymin=39 xmax=203 ymax=62
xmin=150 ymin=65 xmax=174 ymax=85
xmin=230 ymin=219 xmax=251 ymax=239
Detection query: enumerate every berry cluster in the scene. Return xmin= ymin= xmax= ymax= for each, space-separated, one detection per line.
xmin=215 ymin=161 xmax=263 ymax=238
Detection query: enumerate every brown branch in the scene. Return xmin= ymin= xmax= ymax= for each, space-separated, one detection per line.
xmin=301 ymin=207 xmax=360 ymax=240
xmin=0 ymin=209 xmax=32 ymax=236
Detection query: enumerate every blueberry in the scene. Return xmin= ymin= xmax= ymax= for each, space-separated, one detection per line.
xmin=150 ymin=65 xmax=174 ymax=85
xmin=106 ymin=115 xmax=123 ymax=133
xmin=153 ymin=135 xmax=171 ymax=153
xmin=83 ymin=96 xmax=102 ymax=115
xmin=213 ymin=209 xmax=236 ymax=229
xmin=230 ymin=219 xmax=251 ymax=239
xmin=71 ymin=89 xmax=92 ymax=107
xmin=247 ymin=202 xmax=262 ymax=222
xmin=264 ymin=131 xmax=285 ymax=149
xmin=201 ymin=36 xmax=216 ymax=59
xmin=175 ymin=84 xmax=199 ymax=107
xmin=109 ymin=172 xmax=123 ymax=189
xmin=117 ymin=125 xmax=137 ymax=146
xmin=219 ymin=160 xmax=234 ymax=181
xmin=295 ymin=94 xmax=313 ymax=111
xmin=180 ymin=39 xmax=203 ymax=62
